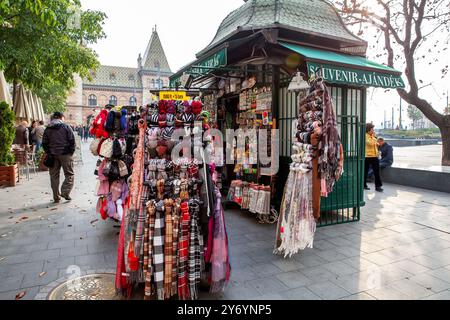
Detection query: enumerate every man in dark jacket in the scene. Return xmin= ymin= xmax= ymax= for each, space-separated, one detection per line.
xmin=378 ymin=138 xmax=394 ymax=169
xmin=42 ymin=112 xmax=76 ymax=203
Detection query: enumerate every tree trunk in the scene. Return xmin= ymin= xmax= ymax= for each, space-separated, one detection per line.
xmin=441 ymin=125 xmax=450 ymax=167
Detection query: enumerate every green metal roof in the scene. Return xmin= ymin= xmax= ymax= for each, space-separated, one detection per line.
xmin=84 ymin=66 xmax=142 ymax=88
xmin=199 ymin=0 xmax=365 ymax=56
xmin=281 ymin=42 xmax=400 ymax=74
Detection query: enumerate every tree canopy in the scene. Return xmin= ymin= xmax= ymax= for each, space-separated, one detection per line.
xmin=0 ymin=0 xmax=106 ymax=113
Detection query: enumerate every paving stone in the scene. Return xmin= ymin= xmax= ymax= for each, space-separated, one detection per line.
xmin=422 ymin=290 xmax=450 ymax=300
xmin=281 ymin=287 xmax=321 ymax=300
xmin=391 ymin=260 xmax=431 ymax=275
xmin=322 ymin=261 xmax=358 ymax=277
xmin=0 ymin=285 xmax=40 ymax=300
xmin=307 ymin=281 xmax=350 ymax=300
xmin=48 ymin=239 xmax=75 ymax=250
xmin=294 ymin=253 xmax=327 ymax=268
xmin=247 ymin=277 xmax=289 ymax=295
xmin=222 ymin=287 xmax=261 ymax=300
xmin=413 ymin=254 xmax=450 ymax=270
xmin=254 ymin=292 xmax=285 ymax=300
xmin=362 ymin=252 xmax=394 ymax=266
xmin=43 ymin=256 xmax=76 ymax=270
xmin=59 ymin=245 xmax=89 ymax=258
xmin=409 ymin=273 xmax=450 ymax=293
xmin=388 ymin=278 xmax=435 ymax=299
xmin=314 ymin=249 xmax=347 ymax=263
xmin=0 ymin=275 xmax=24 ymax=293
xmin=270 ymin=258 xmax=305 ymax=272
xmin=0 ymin=253 xmax=30 ymax=265
xmin=28 ymin=249 xmax=60 ymax=262
xmin=275 ymin=271 xmax=313 ymax=289
xmin=300 ymin=266 xmax=339 ymax=283
xmin=426 ymin=268 xmax=450 ymax=284
xmin=341 ymin=257 xmax=379 ymax=271
xmin=366 ymin=286 xmax=411 ymax=300
xmin=22 ymin=270 xmax=59 ymax=288
xmin=250 ymin=263 xmax=283 ymax=277
xmin=339 ymin=292 xmax=376 ymax=300
xmin=229 ymin=267 xmax=259 ymax=283
xmin=0 ymin=261 xmax=44 ymax=278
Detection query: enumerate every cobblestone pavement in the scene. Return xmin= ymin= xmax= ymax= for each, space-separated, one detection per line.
xmin=1 ymin=142 xmax=450 ymax=300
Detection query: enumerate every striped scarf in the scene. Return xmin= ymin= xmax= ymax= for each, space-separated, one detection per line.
xmin=188 ymin=199 xmax=204 ymax=300
xmin=178 ymin=201 xmax=190 ymax=300
xmin=164 ymin=199 xmax=174 ymax=299
xmin=153 ymin=200 xmax=165 ymax=300
xmin=171 ymin=200 xmax=181 ymax=296
xmin=144 ymin=200 xmax=156 ymax=300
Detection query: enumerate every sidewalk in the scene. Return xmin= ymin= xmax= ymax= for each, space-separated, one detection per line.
xmin=1 ymin=142 xmax=450 ymax=300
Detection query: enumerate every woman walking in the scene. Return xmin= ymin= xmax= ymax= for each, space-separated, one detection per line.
xmin=364 ymin=123 xmax=383 ymax=192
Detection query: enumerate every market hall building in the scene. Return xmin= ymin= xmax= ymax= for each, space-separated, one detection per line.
xmin=170 ymin=0 xmax=405 ymax=227
xmin=65 ymin=27 xmax=173 ymax=126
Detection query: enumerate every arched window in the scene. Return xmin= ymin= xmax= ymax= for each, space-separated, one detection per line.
xmin=129 ymin=96 xmax=137 ymax=107
xmin=88 ymin=94 xmax=97 ymax=106
xmin=109 ymin=95 xmax=118 ymax=106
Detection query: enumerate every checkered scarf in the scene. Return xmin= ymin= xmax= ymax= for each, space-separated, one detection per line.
xmin=144 ymin=200 xmax=156 ymax=300
xmin=188 ymin=199 xmax=204 ymax=300
xmin=171 ymin=200 xmax=181 ymax=296
xmin=153 ymin=200 xmax=165 ymax=300
xmin=164 ymin=199 xmax=174 ymax=299
xmin=178 ymin=201 xmax=190 ymax=300
xmin=134 ymin=185 xmax=149 ymax=282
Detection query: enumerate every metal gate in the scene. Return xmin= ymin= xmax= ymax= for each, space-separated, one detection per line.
xmin=277 ymin=85 xmax=366 ymax=227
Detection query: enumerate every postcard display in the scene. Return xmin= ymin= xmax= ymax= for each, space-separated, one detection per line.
xmin=89 ymin=99 xmax=231 ymax=300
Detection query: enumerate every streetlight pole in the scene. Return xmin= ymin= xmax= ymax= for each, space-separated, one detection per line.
xmin=399 ymin=97 xmax=403 ymax=130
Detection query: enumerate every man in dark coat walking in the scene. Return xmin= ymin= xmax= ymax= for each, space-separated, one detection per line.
xmin=42 ymin=112 xmax=76 ymax=203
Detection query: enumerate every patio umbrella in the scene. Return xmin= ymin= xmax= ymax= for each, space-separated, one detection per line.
xmin=0 ymin=70 xmax=12 ymax=106
xmin=26 ymin=90 xmax=38 ymax=122
xmin=36 ymin=96 xmax=45 ymax=122
xmin=13 ymin=84 xmax=32 ymax=123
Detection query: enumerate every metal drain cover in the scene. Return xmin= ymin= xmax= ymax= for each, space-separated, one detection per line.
xmin=47 ymin=273 xmax=121 ymax=300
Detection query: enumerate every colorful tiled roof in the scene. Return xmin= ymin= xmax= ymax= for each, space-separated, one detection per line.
xmin=83 ymin=66 xmax=142 ymax=88
xmin=199 ymin=0 xmax=365 ymax=55
xmin=142 ymin=29 xmax=172 ymax=73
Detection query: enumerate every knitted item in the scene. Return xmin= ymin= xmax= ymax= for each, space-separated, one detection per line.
xmin=164 ymin=199 xmax=174 ymax=299
xmin=178 ymin=201 xmax=190 ymax=300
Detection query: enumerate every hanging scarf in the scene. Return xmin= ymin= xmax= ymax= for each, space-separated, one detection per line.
xmin=318 ymin=82 xmax=343 ymax=196
xmin=209 ymin=187 xmax=231 ymax=293
xmin=153 ymin=200 xmax=165 ymax=300
xmin=275 ymin=144 xmax=316 ymax=257
xmin=115 ymin=205 xmax=130 ymax=295
xmin=164 ymin=199 xmax=174 ymax=299
xmin=178 ymin=201 xmax=190 ymax=300
xmin=171 ymin=201 xmax=181 ymax=297
xmin=188 ymin=199 xmax=204 ymax=300
xmin=144 ymin=200 xmax=156 ymax=300
xmin=129 ymin=119 xmax=146 ymax=259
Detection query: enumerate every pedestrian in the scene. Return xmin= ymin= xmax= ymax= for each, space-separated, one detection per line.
xmin=42 ymin=112 xmax=76 ymax=203
xmin=14 ymin=121 xmax=30 ymax=149
xmin=368 ymin=137 xmax=393 ymax=180
xmin=364 ymin=123 xmax=383 ymax=192
xmin=31 ymin=120 xmax=45 ymax=153
xmin=83 ymin=126 xmax=89 ymax=142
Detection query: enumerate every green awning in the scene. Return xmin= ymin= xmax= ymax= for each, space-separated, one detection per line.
xmin=281 ymin=42 xmax=405 ymax=89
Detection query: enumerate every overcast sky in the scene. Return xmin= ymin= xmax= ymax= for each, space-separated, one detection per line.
xmin=80 ymin=0 xmax=449 ymax=129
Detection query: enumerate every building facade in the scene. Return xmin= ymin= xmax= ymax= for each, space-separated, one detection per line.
xmin=65 ymin=27 xmax=172 ymax=126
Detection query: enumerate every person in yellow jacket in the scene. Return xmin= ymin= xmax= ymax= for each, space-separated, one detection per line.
xmin=364 ymin=123 xmax=383 ymax=192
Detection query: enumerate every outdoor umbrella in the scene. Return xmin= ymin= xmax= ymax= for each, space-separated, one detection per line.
xmin=36 ymin=96 xmax=45 ymax=122
xmin=27 ymin=90 xmax=38 ymax=121
xmin=31 ymin=92 xmax=43 ymax=121
xmin=0 ymin=70 xmax=12 ymax=106
xmin=13 ymin=84 xmax=32 ymax=123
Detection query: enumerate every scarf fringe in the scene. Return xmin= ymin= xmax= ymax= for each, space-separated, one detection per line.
xmin=210 ymin=280 xmax=227 ymax=294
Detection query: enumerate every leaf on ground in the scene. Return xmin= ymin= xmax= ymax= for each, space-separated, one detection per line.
xmin=67 ymin=225 xmax=72 ymax=227
xmin=15 ymin=291 xmax=26 ymax=300
xmin=8 ymin=217 xmax=13 ymax=219
xmin=1 ymin=234 xmax=7 ymax=237
xmin=0 ymin=257 xmax=6 ymax=262
xmin=90 ymin=219 xmax=98 ymax=226
xmin=39 ymin=272 xmax=46 ymax=277
xmin=50 ymin=208 xmax=57 ymax=211
xmin=18 ymin=216 xmax=29 ymax=221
